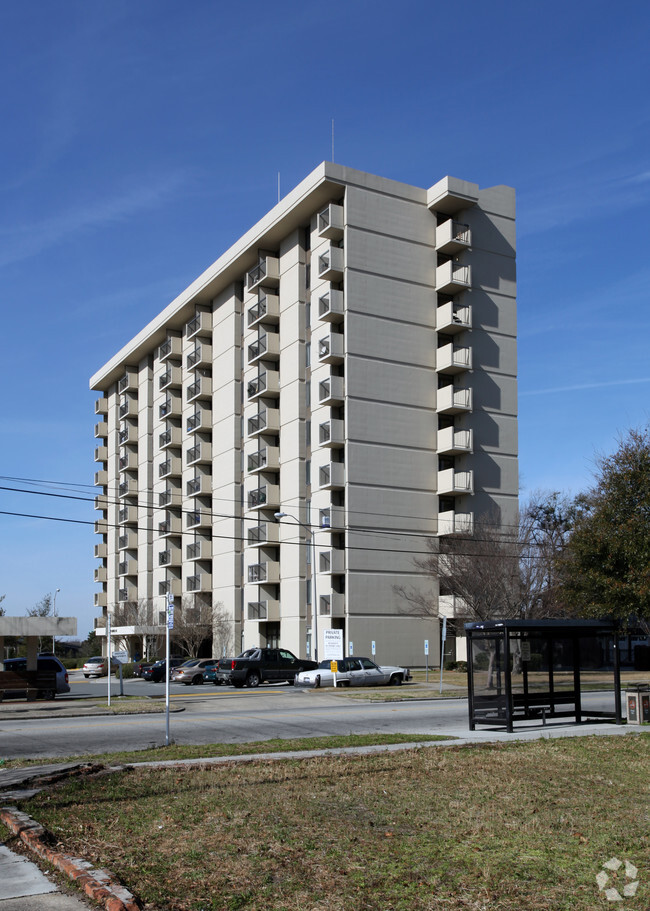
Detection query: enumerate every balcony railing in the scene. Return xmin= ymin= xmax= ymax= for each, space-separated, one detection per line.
xmin=436 ymin=343 xmax=472 ymax=374
xmin=247 ymin=255 xmax=279 ymax=291
xmin=248 ymin=487 xmax=267 ymax=509
xmin=159 ymin=335 xmax=182 ymax=360
xmin=318 ymin=203 xmax=344 ymax=239
xmin=247 ymin=563 xmax=268 ymax=583
xmin=318 ymin=333 xmax=344 ymax=364
xmin=436 ymin=220 xmax=471 ymax=254
xmin=317 ymin=289 xmax=344 ymax=322
xmin=186 ymin=310 xmax=211 ymax=339
xmin=318 ymin=246 xmax=344 ymax=281
xmin=436 ymin=260 xmax=472 ymax=294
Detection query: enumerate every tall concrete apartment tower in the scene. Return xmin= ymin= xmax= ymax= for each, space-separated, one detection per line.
xmin=91 ymin=163 xmax=517 ymax=667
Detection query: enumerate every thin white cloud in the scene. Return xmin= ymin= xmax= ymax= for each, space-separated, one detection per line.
xmin=0 ymin=169 xmax=192 ymax=268
xmin=521 ymin=377 xmax=650 ymax=397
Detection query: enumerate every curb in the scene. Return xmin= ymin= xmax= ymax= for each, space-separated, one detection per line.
xmin=0 ymin=806 xmax=140 ymax=911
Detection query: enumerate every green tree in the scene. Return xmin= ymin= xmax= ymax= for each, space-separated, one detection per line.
xmin=561 ymin=428 xmax=650 ymax=627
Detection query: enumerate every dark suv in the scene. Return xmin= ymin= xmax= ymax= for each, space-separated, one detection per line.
xmin=229 ymin=648 xmax=318 ymax=688
xmin=3 ymin=654 xmax=70 ymax=699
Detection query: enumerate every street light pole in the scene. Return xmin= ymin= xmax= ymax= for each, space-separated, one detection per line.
xmin=275 ymin=510 xmax=318 ymax=663
xmin=52 ymin=588 xmax=60 ymax=654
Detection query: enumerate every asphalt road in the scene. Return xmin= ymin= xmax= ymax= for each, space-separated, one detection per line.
xmin=0 ymin=672 xmax=623 ymax=760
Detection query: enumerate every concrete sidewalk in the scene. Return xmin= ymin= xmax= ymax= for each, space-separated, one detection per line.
xmin=0 ymin=844 xmax=94 ymax=910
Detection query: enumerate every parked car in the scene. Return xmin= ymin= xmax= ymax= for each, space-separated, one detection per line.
xmin=3 ymin=654 xmax=70 ymax=699
xmin=228 ymin=648 xmax=318 ymax=688
xmin=133 ymin=659 xmax=159 ymax=678
xmin=82 ymin=656 xmax=119 ymax=678
xmin=294 ymin=657 xmax=411 ymax=688
xmin=171 ymin=659 xmax=217 ymax=685
xmin=206 ymin=657 xmax=238 ymax=685
xmin=142 ymin=658 xmax=185 ymax=682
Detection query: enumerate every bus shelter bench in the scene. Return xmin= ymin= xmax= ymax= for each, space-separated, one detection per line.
xmin=0 ymin=670 xmax=57 ymax=702
xmin=472 ymin=691 xmax=577 ymax=725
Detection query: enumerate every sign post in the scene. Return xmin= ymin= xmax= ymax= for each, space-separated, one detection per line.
xmin=106 ymin=613 xmax=112 ymax=708
xmin=112 ymin=650 xmax=128 ymax=697
xmin=424 ymin=639 xmax=429 ymax=683
xmin=439 ymin=617 xmax=447 ymax=694
xmin=165 ymin=593 xmax=174 ymax=746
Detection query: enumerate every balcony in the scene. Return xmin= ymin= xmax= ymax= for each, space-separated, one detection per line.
xmin=159 ymin=365 xmax=182 ymax=391
xmin=319 ymin=505 xmax=344 ymax=530
xmin=248 ymin=330 xmax=280 ymax=364
xmin=436 ymin=220 xmax=471 ymax=254
xmin=318 ymin=203 xmax=344 ymax=240
xmin=247 ymin=445 xmax=280 ymax=474
xmin=94 ymin=519 xmax=108 ymax=534
xmin=158 ymin=488 xmax=177 ymax=508
xmin=159 ymin=544 xmax=182 ymax=567
xmin=159 ymin=512 xmax=182 ymax=536
xmin=94 ymin=494 xmax=108 ymax=511
xmin=318 ymin=462 xmax=345 ymax=490
xmin=427 ymin=176 xmax=479 ymax=215
xmin=118 ymin=505 xmax=138 ymax=525
xmin=94 ymin=566 xmax=107 ymax=583
xmin=436 ymin=301 xmax=472 ymax=334
xmin=159 ymin=455 xmax=182 ymax=478
xmin=438 ymin=510 xmax=474 ymax=536
xmin=247 ymin=483 xmax=280 ymax=511
xmin=94 ymin=591 xmax=107 ymax=607
xmin=186 ymin=474 xmax=212 ymax=497
xmin=118 ymin=558 xmax=138 ymax=577
xmin=186 ymin=375 xmax=212 ymax=403
xmin=117 ymin=584 xmax=137 ymax=603
xmin=319 ymin=549 xmax=345 ymax=574
xmin=94 ymin=470 xmax=108 ymax=486
xmin=159 ymin=392 xmax=182 ymax=419
xmin=186 ymin=309 xmax=212 ymax=340
xmin=316 ymin=288 xmax=344 ymax=323
xmin=186 ymin=441 xmax=212 ymax=466
xmin=247 ymin=291 xmax=279 ymax=328
xmin=94 ymin=542 xmax=107 ymax=559
xmin=187 ymin=342 xmax=213 ymax=371
xmin=317 ymin=333 xmax=344 ymax=364
xmin=159 ymin=424 xmax=182 ymax=449
xmin=159 ymin=334 xmax=182 ymax=361
xmin=438 ymin=468 xmax=473 ymax=496
xmin=94 ymin=421 xmax=108 ymax=439
xmin=247 ymin=255 xmax=280 ymax=292
xmin=186 ymin=506 xmax=211 ymax=530
xmin=436 ymin=260 xmax=471 ymax=295
xmin=118 ymin=479 xmax=134 ymax=499
xmin=437 ymin=384 xmax=472 ymax=414
xmin=186 ymin=572 xmax=212 ymax=593
xmin=318 ymin=375 xmax=345 ymax=405
xmin=247 ymin=561 xmax=280 ymax=585
xmin=318 ymin=419 xmax=345 ymax=448
xmin=118 ymin=368 xmax=138 ymax=394
xmin=317 ymin=245 xmax=344 ymax=281
xmin=247 ymin=599 xmax=280 ymax=621
xmin=118 ymin=450 xmax=138 ymax=471
xmin=118 ymin=395 xmax=138 ymax=419
xmin=247 ymin=406 xmax=280 ymax=438
xmin=95 ymin=398 xmax=108 ymax=415
xmin=186 ymin=405 xmax=211 ymax=434
xmin=118 ymin=422 xmax=137 ymax=445
xmin=186 ymin=539 xmax=212 ymax=561
xmin=94 ymin=446 xmax=108 ymax=463
xmin=319 ymin=593 xmax=345 ymax=617
xmin=437 ymin=427 xmax=473 ymax=455
xmin=159 ymin=578 xmax=183 ymax=597
xmin=118 ymin=530 xmax=137 ymax=549
xmin=247 ymin=522 xmax=280 ymax=547
xmin=436 ymin=342 xmax=472 ymax=374
xmin=247 ymin=367 xmax=279 ymax=401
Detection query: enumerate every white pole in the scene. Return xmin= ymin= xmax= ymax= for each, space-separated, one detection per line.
xmin=439 ymin=617 xmax=447 ymax=694
xmin=311 ymin=515 xmax=318 ymax=664
xmin=107 ymin=613 xmax=111 ymax=708
xmin=165 ymin=598 xmax=171 ymax=746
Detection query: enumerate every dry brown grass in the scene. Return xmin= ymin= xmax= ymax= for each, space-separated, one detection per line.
xmin=16 ymin=733 xmax=650 ymax=911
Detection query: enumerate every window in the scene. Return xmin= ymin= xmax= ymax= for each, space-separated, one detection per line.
xmin=305 ymin=342 xmax=311 ymax=368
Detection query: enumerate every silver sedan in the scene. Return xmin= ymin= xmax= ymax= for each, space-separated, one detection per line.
xmin=295 ymin=657 xmax=411 ymax=688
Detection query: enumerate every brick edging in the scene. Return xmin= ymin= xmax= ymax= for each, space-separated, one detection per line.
xmin=0 ymin=806 xmax=140 ymax=911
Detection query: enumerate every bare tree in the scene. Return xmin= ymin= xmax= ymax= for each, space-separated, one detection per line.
xmin=212 ymin=604 xmax=234 ymax=657
xmin=111 ymin=599 xmax=163 ymax=660
xmin=174 ymin=595 xmax=215 ymax=658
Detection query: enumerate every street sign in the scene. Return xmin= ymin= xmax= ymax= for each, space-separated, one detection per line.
xmin=112 ymin=650 xmax=128 ymax=664
xmin=323 ymin=629 xmax=343 ymax=660
xmin=424 ymin=639 xmax=429 ymax=655
xmin=330 ymin=661 xmax=338 ymax=674
xmin=371 ymin=640 xmax=376 ymax=656
xmin=167 ymin=606 xmax=174 ymax=629
xmin=348 ymin=640 xmax=354 ymax=656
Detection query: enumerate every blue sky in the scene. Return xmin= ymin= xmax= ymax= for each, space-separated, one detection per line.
xmin=1 ymin=0 xmax=649 ymax=636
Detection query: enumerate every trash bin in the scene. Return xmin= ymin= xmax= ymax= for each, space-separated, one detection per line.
xmin=625 ymin=685 xmax=650 ymax=724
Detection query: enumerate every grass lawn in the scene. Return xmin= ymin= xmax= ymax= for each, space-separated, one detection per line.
xmin=9 ymin=733 xmax=649 ymax=911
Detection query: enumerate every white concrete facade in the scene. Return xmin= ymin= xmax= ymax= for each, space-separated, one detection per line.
xmin=90 ymin=163 xmax=518 ymax=667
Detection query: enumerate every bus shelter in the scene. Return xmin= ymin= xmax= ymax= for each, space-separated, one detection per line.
xmin=465 ymin=619 xmax=623 ymax=733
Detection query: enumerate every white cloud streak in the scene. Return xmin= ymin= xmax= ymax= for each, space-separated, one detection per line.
xmin=521 ymin=377 xmax=650 ymax=397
